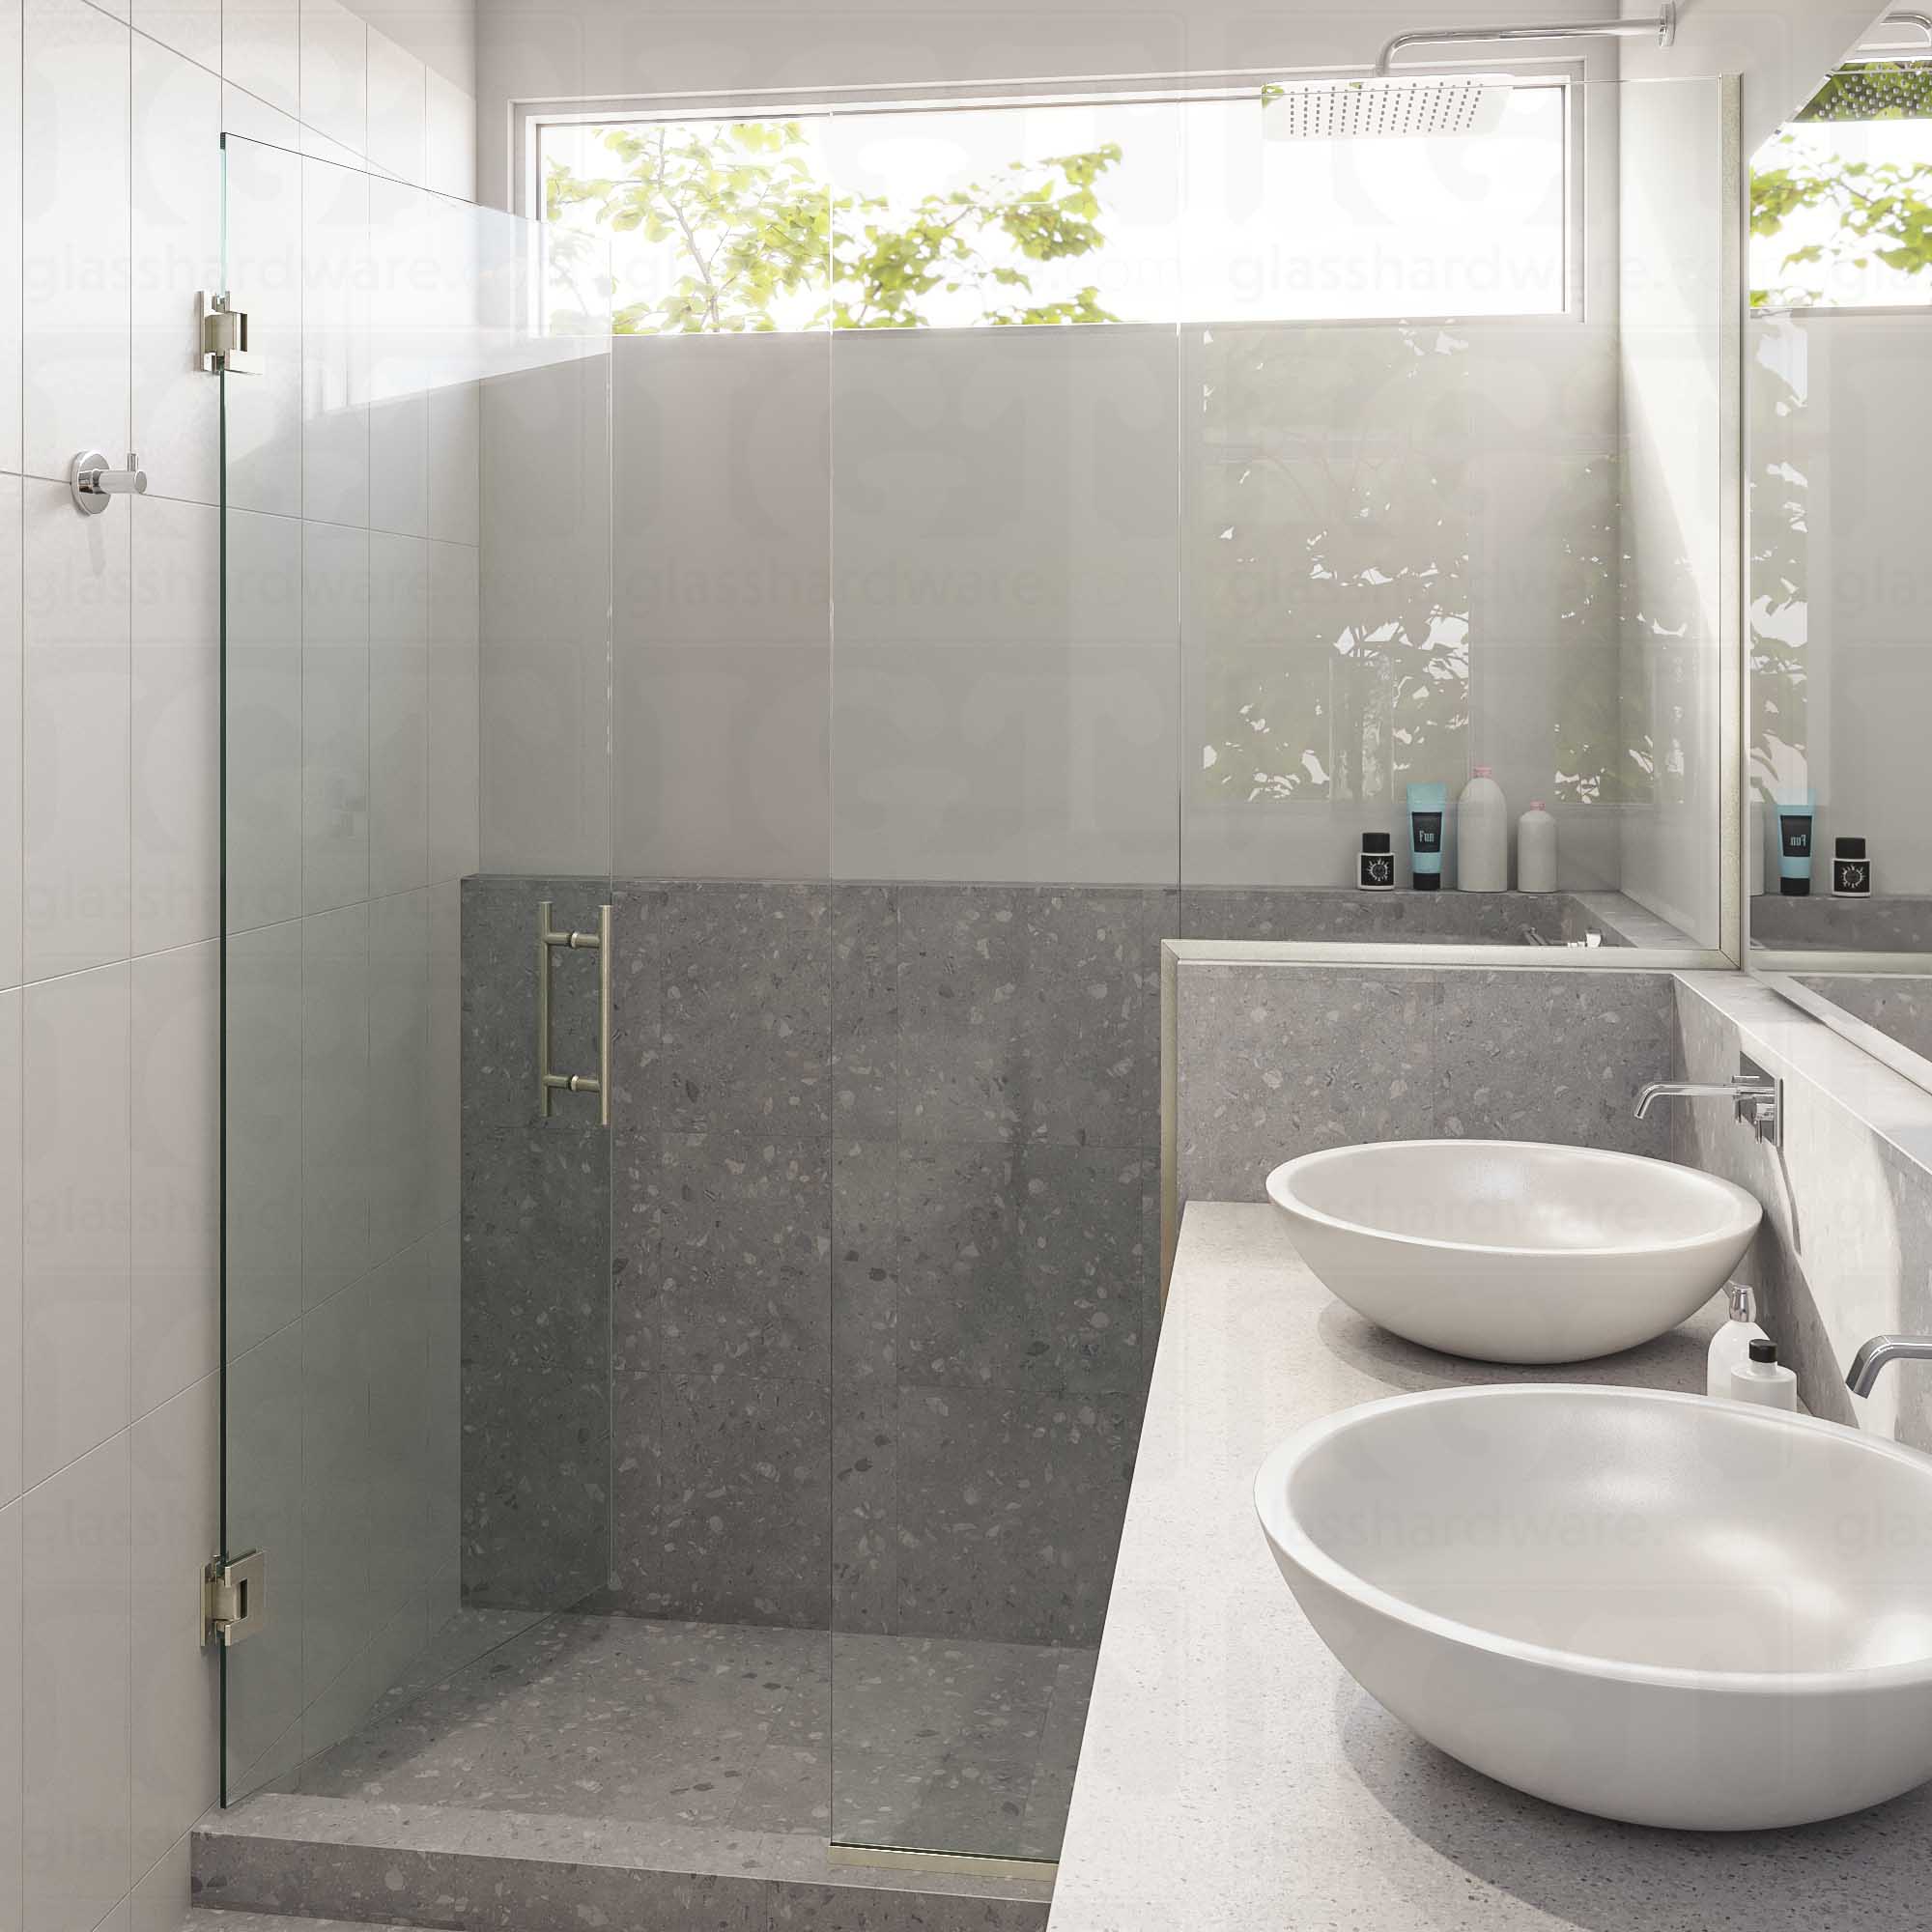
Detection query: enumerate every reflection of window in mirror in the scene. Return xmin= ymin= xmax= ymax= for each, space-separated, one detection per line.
xmin=1748 ymin=54 xmax=1932 ymax=961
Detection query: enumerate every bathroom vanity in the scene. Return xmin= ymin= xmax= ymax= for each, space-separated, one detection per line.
xmin=1046 ymin=1205 xmax=1932 ymax=1931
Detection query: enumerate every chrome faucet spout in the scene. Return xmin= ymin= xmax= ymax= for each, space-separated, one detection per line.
xmin=1634 ymin=1080 xmax=1736 ymax=1121
xmin=1632 ymin=1061 xmax=1781 ymax=1146
xmin=1847 ymin=1334 xmax=1932 ymax=1398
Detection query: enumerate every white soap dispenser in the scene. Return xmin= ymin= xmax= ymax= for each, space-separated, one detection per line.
xmin=1707 ymin=1283 xmax=1767 ymax=1398
xmin=1729 ymin=1337 xmax=1799 ymax=1411
xmin=1457 ymin=766 xmax=1508 ymax=892
xmin=1517 ymin=801 xmax=1557 ymax=893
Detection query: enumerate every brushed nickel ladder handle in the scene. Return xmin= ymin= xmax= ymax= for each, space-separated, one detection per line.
xmin=536 ymin=899 xmax=612 ymax=1128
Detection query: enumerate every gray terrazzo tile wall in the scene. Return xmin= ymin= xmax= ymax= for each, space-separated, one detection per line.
xmin=463 ymin=877 xmax=1176 ymax=1644
xmin=1171 ymin=961 xmax=1675 ymax=1209
xmin=461 ymin=883 xmax=1664 ymax=1641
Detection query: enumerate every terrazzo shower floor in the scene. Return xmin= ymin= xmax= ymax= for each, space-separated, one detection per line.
xmin=288 ymin=1607 xmax=1095 ymax=1863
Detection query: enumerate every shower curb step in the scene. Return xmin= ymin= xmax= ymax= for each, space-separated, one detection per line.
xmin=192 ymin=1793 xmax=1054 ymax=1932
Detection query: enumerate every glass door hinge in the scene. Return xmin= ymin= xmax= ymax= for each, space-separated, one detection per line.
xmin=204 ymin=1549 xmax=267 ymax=1647
xmin=198 ymin=292 xmax=258 ymax=374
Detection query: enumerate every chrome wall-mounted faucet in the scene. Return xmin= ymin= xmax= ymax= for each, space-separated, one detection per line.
xmin=1634 ymin=1055 xmax=1781 ymax=1146
xmin=1846 ymin=1334 xmax=1932 ymax=1397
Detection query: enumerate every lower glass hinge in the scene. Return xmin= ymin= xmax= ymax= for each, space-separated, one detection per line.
xmin=198 ymin=292 xmax=259 ymax=374
xmin=204 ymin=1549 xmax=267 ymax=1647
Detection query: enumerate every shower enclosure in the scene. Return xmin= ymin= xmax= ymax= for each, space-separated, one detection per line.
xmin=215 ymin=61 xmax=1738 ymax=1893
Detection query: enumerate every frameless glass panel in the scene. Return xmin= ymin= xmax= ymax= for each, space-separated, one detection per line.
xmin=821 ymin=95 xmax=1181 ymax=1869
xmin=219 ymin=131 xmax=615 ymax=1802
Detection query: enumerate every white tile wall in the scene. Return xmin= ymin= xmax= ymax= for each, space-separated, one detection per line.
xmin=0 ymin=0 xmax=480 ymax=1926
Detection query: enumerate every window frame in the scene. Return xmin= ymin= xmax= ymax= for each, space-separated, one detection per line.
xmin=512 ymin=58 xmax=1590 ymax=331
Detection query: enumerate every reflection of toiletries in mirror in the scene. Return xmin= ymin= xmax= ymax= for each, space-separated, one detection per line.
xmin=1407 ymin=783 xmax=1446 ymax=892
xmin=1833 ymin=837 xmax=1871 ymax=897
xmin=1358 ymin=832 xmax=1395 ymax=892
xmin=1457 ymin=767 xmax=1507 ymax=892
xmin=1748 ymin=799 xmax=1765 ymax=896
xmin=1777 ymin=796 xmax=1814 ymax=897
xmin=1517 ymin=802 xmax=1557 ymax=893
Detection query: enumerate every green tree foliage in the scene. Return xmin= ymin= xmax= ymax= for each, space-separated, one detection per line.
xmin=544 ymin=118 xmax=1123 ymax=332
xmin=1751 ymin=68 xmax=1932 ymax=306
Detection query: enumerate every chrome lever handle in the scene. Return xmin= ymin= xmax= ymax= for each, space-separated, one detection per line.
xmin=70 ymin=449 xmax=148 ymax=515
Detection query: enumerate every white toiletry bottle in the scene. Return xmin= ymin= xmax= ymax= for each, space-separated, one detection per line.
xmin=1457 ymin=767 xmax=1508 ymax=892
xmin=1729 ymin=1337 xmax=1799 ymax=1411
xmin=1517 ymin=801 xmax=1557 ymax=893
xmin=1707 ymin=1283 xmax=1768 ymax=1398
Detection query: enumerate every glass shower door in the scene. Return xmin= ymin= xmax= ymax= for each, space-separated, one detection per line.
xmin=217 ymin=128 xmax=616 ymax=1800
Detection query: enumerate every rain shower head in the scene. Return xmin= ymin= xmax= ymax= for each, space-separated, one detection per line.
xmin=1262 ymin=7 xmax=1675 ymax=141
xmin=1264 ymin=74 xmax=1512 ymax=141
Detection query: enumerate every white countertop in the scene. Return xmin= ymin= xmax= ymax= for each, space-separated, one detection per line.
xmin=1047 ymin=1203 xmax=1932 ymax=1932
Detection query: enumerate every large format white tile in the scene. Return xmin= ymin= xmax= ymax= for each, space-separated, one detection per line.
xmin=828 ymin=327 xmax=1179 ymax=883
xmin=478 ymin=356 xmax=611 ymax=875
xmin=220 ymin=1321 xmax=301 ymax=1780
xmin=301 ymin=520 xmax=371 ymax=914
xmin=612 ymin=334 xmax=830 ymax=880
xmin=302 ymin=156 xmax=370 ymax=527
xmin=300 ymin=901 xmax=368 ymax=1305
xmin=130 ymin=943 xmax=218 ymax=1416
xmin=365 ymin=26 xmax=425 ymax=187
xmin=298 ymin=0 xmax=364 ymax=159
xmin=128 ymin=1833 xmax=191 ymax=1932
xmin=23 ymin=0 xmax=131 ymax=483
xmin=425 ymin=67 xmax=473 ymax=202
xmin=0 ymin=0 xmax=23 ymax=477
xmin=427 ymin=880 xmax=458 ymax=1224
xmin=136 ymin=0 xmax=217 ymax=73
xmin=369 ymin=532 xmax=429 ymax=897
xmin=426 ymin=539 xmax=478 ymax=883
xmin=23 ymin=478 xmax=132 ymax=981
xmin=22 ymin=962 xmax=131 ymax=1488
xmin=225 ymin=510 xmax=303 ymax=932
xmin=0 ymin=1498 xmax=20 ymax=1932
xmin=22 ymin=1431 xmax=131 ymax=1932
xmin=130 ymin=1376 xmax=217 ymax=1871
xmin=366 ymin=887 xmax=428 ymax=1258
xmin=131 ymin=496 xmax=219 ymax=954
xmin=299 ymin=1267 xmax=374 ymax=1701
xmin=223 ymin=918 xmax=300 ymax=1358
xmin=0 ymin=475 xmax=21 ymax=990
xmin=0 ymin=993 xmax=19 ymax=1511
xmin=222 ymin=133 xmax=303 ymax=520
xmin=223 ymin=0 xmax=298 ymax=118
xmin=132 ymin=37 xmax=221 ymax=511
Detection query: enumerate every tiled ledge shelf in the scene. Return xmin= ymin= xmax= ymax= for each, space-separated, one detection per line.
xmin=192 ymin=1792 xmax=1053 ymax=1932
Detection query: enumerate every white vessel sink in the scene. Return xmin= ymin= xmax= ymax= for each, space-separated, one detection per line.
xmin=1257 ymin=1385 xmax=1932 ymax=1831
xmin=1266 ymin=1139 xmax=1761 ymax=1363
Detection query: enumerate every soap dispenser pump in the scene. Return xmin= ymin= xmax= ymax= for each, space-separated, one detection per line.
xmin=1707 ymin=1283 xmax=1767 ymax=1398
xmin=1729 ymin=1337 xmax=1799 ymax=1411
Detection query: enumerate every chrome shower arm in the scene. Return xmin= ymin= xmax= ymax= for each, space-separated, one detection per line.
xmin=1375 ymin=7 xmax=1676 ymax=77
xmin=1855 ymin=9 xmax=1932 ymax=54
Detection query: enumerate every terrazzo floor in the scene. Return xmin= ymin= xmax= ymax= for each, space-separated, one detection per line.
xmin=287 ymin=1608 xmax=1095 ymax=1862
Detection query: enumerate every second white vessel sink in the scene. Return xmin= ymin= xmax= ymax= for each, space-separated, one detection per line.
xmin=1257 ymin=1385 xmax=1932 ymax=1830
xmin=1266 ymin=1139 xmax=1761 ymax=1363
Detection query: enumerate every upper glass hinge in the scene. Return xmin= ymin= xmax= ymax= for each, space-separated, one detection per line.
xmin=204 ymin=1549 xmax=267 ymax=1647
xmin=198 ymin=292 xmax=258 ymax=374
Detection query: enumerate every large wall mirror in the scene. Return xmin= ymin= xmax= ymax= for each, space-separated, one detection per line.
xmin=1748 ymin=28 xmax=1932 ymax=1092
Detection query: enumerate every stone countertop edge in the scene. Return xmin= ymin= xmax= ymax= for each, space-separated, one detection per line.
xmin=1044 ymin=1201 xmax=1932 ymax=1932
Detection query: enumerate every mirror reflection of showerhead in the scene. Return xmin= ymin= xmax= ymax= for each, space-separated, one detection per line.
xmin=1263 ymin=7 xmax=1675 ymax=142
